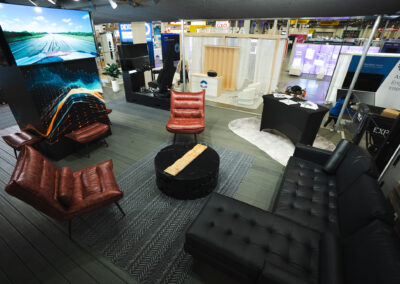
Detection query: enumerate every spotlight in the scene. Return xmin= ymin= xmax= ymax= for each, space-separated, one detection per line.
xmin=48 ymin=0 xmax=56 ymax=4
xmin=108 ymin=0 xmax=118 ymax=9
xmin=29 ymin=0 xmax=38 ymax=6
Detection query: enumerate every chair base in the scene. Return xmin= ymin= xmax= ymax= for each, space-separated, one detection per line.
xmin=173 ymin=133 xmax=197 ymax=144
xmin=68 ymin=202 xmax=125 ymax=240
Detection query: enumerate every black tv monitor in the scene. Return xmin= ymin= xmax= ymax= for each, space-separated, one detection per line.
xmin=342 ymin=72 xmax=385 ymax=92
xmin=118 ymin=44 xmax=150 ymax=71
xmin=118 ymin=43 xmax=148 ymax=58
xmin=161 ymin=34 xmax=180 ymax=63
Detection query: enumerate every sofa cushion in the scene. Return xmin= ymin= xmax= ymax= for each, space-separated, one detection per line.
xmin=273 ymin=157 xmax=339 ymax=233
xmin=323 ymin=139 xmax=352 ymax=174
xmin=336 ymin=145 xmax=378 ymax=194
xmin=319 ymin=231 xmax=343 ymax=284
xmin=58 ymin=167 xmax=74 ymax=208
xmin=344 ymin=220 xmax=400 ymax=284
xmin=338 ymin=174 xmax=394 ymax=237
xmin=185 ymin=193 xmax=321 ymax=284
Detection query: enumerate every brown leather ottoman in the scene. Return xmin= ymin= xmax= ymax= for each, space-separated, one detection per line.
xmin=2 ymin=130 xmax=42 ymax=158
xmin=65 ymin=122 xmax=110 ymax=157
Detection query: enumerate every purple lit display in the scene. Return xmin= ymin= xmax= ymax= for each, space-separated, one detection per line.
xmin=291 ymin=44 xmax=380 ymax=76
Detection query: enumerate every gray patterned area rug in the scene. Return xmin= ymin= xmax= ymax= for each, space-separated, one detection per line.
xmin=74 ymin=143 xmax=254 ymax=284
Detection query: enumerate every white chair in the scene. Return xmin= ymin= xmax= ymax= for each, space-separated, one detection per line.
xmin=289 ymin=65 xmax=302 ymax=76
xmin=248 ymin=82 xmax=262 ymax=95
xmin=316 ymin=69 xmax=326 ymax=80
xmin=238 ymin=87 xmax=256 ymax=105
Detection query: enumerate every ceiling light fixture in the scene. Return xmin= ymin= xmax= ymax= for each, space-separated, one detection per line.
xmin=29 ymin=0 xmax=38 ymax=6
xmin=48 ymin=0 xmax=56 ymax=4
xmin=108 ymin=0 xmax=118 ymax=9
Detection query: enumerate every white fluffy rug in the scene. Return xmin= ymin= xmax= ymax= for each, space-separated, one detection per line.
xmin=229 ymin=117 xmax=336 ymax=166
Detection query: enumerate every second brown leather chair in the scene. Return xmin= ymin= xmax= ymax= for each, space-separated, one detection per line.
xmin=166 ymin=89 xmax=205 ymax=143
xmin=5 ymin=145 xmax=124 ymax=239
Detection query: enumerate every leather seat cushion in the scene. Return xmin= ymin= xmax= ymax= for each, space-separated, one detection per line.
xmin=166 ymin=118 xmax=205 ymax=134
xmin=344 ymin=220 xmax=400 ymax=284
xmin=58 ymin=167 xmax=74 ymax=208
xmin=185 ymin=193 xmax=320 ymax=284
xmin=338 ymin=174 xmax=394 ymax=237
xmin=5 ymin=146 xmax=67 ymax=220
xmin=68 ymin=159 xmax=123 ymax=218
xmin=2 ymin=131 xmax=42 ymax=150
xmin=273 ymin=157 xmax=339 ymax=234
xmin=336 ymin=145 xmax=378 ymax=194
xmin=65 ymin=122 xmax=109 ymax=144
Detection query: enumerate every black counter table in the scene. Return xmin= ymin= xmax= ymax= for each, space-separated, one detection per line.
xmin=260 ymin=94 xmax=328 ymax=145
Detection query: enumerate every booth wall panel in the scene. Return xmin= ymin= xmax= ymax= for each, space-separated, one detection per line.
xmin=204 ymin=45 xmax=239 ymax=91
xmin=17 ymin=58 xmax=109 ymax=143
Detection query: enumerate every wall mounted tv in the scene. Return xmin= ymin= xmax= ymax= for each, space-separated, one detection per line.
xmin=0 ymin=3 xmax=97 ymax=66
xmin=118 ymin=43 xmax=150 ymax=71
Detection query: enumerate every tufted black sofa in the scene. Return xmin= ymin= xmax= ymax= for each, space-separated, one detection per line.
xmin=184 ymin=140 xmax=400 ymax=284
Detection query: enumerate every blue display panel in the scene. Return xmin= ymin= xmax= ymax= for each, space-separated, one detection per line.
xmin=119 ymin=23 xmax=133 ymax=43
xmin=0 ymin=3 xmax=97 ymax=66
xmin=119 ymin=22 xmax=153 ymax=43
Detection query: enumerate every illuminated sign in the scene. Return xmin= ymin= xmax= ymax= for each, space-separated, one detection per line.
xmin=318 ymin=21 xmax=340 ymax=26
xmin=291 ymin=20 xmax=309 ymax=25
xmin=119 ymin=23 xmax=133 ymax=43
xmin=145 ymin=22 xmax=153 ymax=42
xmin=216 ymin=21 xmax=230 ymax=29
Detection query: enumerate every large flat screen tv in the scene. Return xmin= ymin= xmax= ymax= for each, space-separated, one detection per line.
xmin=0 ymin=3 xmax=97 ymax=66
xmin=118 ymin=44 xmax=150 ymax=71
xmin=342 ymin=72 xmax=385 ymax=92
xmin=161 ymin=34 xmax=180 ymax=63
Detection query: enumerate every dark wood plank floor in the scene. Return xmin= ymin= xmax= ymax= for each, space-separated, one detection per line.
xmin=0 ymin=89 xmax=341 ymax=283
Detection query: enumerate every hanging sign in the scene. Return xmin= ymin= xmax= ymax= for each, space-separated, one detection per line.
xmin=119 ymin=23 xmax=133 ymax=43
xmin=290 ymin=20 xmax=309 ymax=25
xmin=318 ymin=20 xmax=340 ymax=26
xmin=216 ymin=21 xmax=230 ymax=29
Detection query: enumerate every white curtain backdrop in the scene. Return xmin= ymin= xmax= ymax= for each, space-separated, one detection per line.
xmin=270 ymin=39 xmax=287 ymax=93
xmin=325 ymin=53 xmax=353 ymax=103
xmin=254 ymin=39 xmax=276 ymax=93
xmin=226 ymin=38 xmax=252 ymax=90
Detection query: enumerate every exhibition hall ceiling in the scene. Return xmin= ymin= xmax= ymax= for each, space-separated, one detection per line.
xmin=1 ymin=0 xmax=399 ymax=23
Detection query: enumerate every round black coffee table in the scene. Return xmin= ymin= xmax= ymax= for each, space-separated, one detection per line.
xmin=155 ymin=143 xmax=220 ymax=200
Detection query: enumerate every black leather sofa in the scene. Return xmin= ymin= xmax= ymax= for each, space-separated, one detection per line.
xmin=184 ymin=140 xmax=400 ymax=284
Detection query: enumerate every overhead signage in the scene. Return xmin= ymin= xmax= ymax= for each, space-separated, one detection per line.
xmin=119 ymin=23 xmax=133 ymax=43
xmin=315 ymin=17 xmax=350 ymax=20
xmin=318 ymin=20 xmax=340 ymax=26
xmin=216 ymin=21 xmax=230 ymax=29
xmin=291 ymin=20 xmax=309 ymax=25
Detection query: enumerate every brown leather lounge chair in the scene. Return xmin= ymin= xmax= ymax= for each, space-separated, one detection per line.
xmin=5 ymin=145 xmax=124 ymax=239
xmin=166 ymin=90 xmax=205 ymax=143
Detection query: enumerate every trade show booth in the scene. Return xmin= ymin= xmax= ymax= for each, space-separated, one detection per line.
xmin=184 ymin=33 xmax=287 ymax=109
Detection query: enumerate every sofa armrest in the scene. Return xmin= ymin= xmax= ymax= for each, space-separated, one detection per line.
xmin=293 ymin=144 xmax=332 ymax=166
xmin=319 ymin=231 xmax=344 ymax=284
